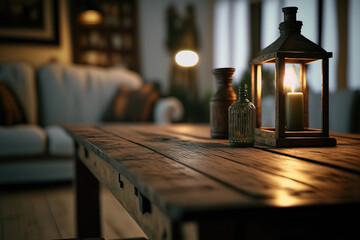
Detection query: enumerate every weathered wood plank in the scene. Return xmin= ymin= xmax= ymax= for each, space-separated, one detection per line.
xmin=98 ymin=125 xmax=360 ymax=207
xmin=44 ymin=185 xmax=76 ymax=238
xmin=44 ymin=184 xmax=146 ymax=239
xmin=0 ymin=190 xmax=61 ymax=240
xmin=64 ymin=125 xmax=254 ymax=217
xmin=84 ymin=150 xmax=171 ymax=240
xmin=0 ymin=184 xmax=146 ymax=240
xmin=333 ymin=132 xmax=360 ymax=140
xmin=158 ymin=124 xmax=360 ymax=146
xmin=137 ymin=124 xmax=360 ymax=173
xmin=64 ymin=124 xmax=360 ymax=240
xmin=264 ymin=145 xmax=360 ymax=174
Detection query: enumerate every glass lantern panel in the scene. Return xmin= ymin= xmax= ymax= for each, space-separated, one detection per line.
xmin=260 ymin=63 xmax=275 ymax=127
xmin=307 ymin=60 xmax=322 ymax=130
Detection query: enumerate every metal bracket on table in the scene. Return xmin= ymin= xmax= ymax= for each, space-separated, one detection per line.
xmin=134 ymin=187 xmax=152 ymax=214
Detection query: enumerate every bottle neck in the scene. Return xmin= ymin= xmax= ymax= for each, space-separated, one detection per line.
xmin=238 ymin=86 xmax=249 ymax=102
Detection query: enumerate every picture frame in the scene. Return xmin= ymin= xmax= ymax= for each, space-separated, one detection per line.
xmin=0 ymin=0 xmax=59 ymax=45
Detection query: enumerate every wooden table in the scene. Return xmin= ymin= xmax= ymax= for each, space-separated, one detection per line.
xmin=64 ymin=124 xmax=360 ymax=240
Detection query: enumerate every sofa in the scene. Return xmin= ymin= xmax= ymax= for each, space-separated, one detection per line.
xmin=0 ymin=62 xmax=183 ymax=184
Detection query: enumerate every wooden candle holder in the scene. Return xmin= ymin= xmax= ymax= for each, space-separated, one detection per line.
xmin=250 ymin=7 xmax=336 ymax=147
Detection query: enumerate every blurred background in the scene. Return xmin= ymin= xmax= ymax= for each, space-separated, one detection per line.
xmin=0 ymin=0 xmax=359 ymax=129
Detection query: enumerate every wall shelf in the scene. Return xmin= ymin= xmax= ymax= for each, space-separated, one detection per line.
xmin=69 ymin=0 xmax=140 ymax=72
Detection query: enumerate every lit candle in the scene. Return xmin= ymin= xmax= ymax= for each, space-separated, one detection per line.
xmin=284 ymin=66 xmax=304 ymax=131
xmin=286 ymin=91 xmax=304 ymax=130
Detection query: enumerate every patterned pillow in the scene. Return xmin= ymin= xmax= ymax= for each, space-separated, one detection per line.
xmin=0 ymin=81 xmax=26 ymax=125
xmin=104 ymin=83 xmax=160 ymax=122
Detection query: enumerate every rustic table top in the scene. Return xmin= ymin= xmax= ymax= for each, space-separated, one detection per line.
xmin=65 ymin=123 xmax=360 ymax=221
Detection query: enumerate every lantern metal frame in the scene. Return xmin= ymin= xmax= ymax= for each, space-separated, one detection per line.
xmin=250 ymin=7 xmax=336 ymax=147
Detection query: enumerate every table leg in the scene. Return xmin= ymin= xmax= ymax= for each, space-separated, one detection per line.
xmin=76 ymin=155 xmax=101 ymax=237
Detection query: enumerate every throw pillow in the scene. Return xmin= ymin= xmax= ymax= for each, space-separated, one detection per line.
xmin=104 ymin=83 xmax=160 ymax=122
xmin=0 ymin=81 xmax=26 ymax=126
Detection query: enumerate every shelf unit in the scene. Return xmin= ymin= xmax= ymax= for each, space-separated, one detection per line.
xmin=69 ymin=0 xmax=140 ymax=73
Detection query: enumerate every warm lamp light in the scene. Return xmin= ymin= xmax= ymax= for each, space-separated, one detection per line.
xmin=175 ymin=50 xmax=199 ymax=67
xmin=284 ymin=65 xmax=304 ymax=131
xmin=78 ymin=10 xmax=103 ymax=25
xmin=250 ymin=6 xmax=336 ymax=147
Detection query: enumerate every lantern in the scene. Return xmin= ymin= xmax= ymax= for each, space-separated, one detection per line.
xmin=250 ymin=7 xmax=336 ymax=147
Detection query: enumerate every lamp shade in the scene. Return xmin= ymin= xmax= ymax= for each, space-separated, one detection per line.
xmin=175 ymin=50 xmax=199 ymax=67
xmin=77 ymin=0 xmax=103 ymax=25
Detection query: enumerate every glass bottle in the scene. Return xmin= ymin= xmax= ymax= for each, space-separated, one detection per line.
xmin=228 ymin=84 xmax=256 ymax=147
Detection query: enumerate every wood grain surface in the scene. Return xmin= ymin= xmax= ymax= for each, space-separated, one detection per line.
xmin=65 ymin=124 xmax=360 ymax=211
xmin=64 ymin=124 xmax=360 ymax=239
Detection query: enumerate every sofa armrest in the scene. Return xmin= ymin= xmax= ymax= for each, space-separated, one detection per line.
xmin=153 ymin=97 xmax=184 ymax=124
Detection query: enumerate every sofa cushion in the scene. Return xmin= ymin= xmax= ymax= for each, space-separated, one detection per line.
xmin=0 ymin=62 xmax=37 ymax=124
xmin=37 ymin=64 xmax=143 ymax=126
xmin=0 ymin=81 xmax=26 ymax=126
xmin=104 ymin=83 xmax=160 ymax=122
xmin=0 ymin=125 xmax=46 ymax=157
xmin=45 ymin=125 xmax=74 ymax=157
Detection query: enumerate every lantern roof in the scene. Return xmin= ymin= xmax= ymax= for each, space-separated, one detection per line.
xmin=251 ymin=7 xmax=332 ymax=65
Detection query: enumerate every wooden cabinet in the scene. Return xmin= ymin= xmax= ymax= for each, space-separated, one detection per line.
xmin=69 ymin=0 xmax=140 ymax=73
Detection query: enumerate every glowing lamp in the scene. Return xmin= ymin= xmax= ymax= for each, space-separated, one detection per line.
xmin=175 ymin=50 xmax=199 ymax=67
xmin=78 ymin=10 xmax=103 ymax=25
xmin=250 ymin=7 xmax=336 ymax=147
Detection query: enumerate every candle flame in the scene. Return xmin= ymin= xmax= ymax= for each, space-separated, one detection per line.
xmin=284 ymin=65 xmax=297 ymax=92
